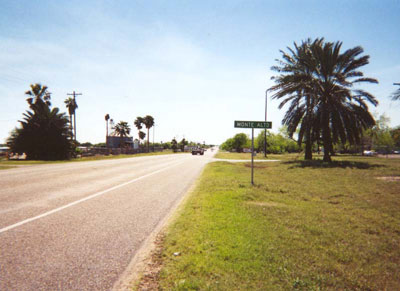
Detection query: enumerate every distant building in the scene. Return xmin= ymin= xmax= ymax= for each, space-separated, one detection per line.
xmin=0 ymin=146 xmax=9 ymax=156
xmin=133 ymin=139 xmax=140 ymax=150
xmin=106 ymin=136 xmax=134 ymax=148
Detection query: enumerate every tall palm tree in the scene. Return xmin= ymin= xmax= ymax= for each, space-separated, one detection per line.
xmin=113 ymin=121 xmax=131 ymax=148
xmin=392 ymin=83 xmax=400 ymax=101
xmin=105 ymin=114 xmax=110 ymax=146
xmin=270 ymin=38 xmax=378 ymax=162
xmin=311 ymin=41 xmax=378 ymax=162
xmin=64 ymin=97 xmax=78 ymax=140
xmin=134 ymin=116 xmax=144 ymax=144
xmin=25 ymin=83 xmax=51 ymax=108
xmin=143 ymin=115 xmax=154 ymax=152
xmin=270 ymin=38 xmax=323 ymax=160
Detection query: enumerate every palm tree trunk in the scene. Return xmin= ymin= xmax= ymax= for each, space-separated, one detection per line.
xmin=106 ymin=120 xmax=108 ymax=147
xmin=305 ymin=138 xmax=313 ymax=160
xmin=322 ymin=112 xmax=332 ymax=162
xmin=304 ymin=116 xmax=313 ymax=160
xmin=304 ymin=96 xmax=313 ymax=160
xmin=69 ymin=115 xmax=73 ymax=139
xmin=147 ymin=128 xmax=150 ymax=153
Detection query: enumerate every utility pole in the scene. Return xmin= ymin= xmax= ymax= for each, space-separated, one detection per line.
xmin=67 ymin=91 xmax=82 ymax=141
xmin=264 ymin=90 xmax=268 ymax=158
xmin=153 ymin=123 xmax=155 ymax=152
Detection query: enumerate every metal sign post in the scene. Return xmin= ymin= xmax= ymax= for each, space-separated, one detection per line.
xmin=235 ymin=120 xmax=272 ymax=185
xmin=251 ymin=127 xmax=254 ymax=184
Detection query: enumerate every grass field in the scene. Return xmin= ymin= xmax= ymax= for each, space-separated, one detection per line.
xmin=151 ymin=154 xmax=400 ymax=290
xmin=214 ymin=151 xmax=294 ymax=161
xmin=0 ymin=150 xmax=183 ymax=169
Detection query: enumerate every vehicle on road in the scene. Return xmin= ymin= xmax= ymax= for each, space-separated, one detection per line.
xmin=192 ymin=147 xmax=204 ymax=155
xmin=363 ymin=150 xmax=377 ymax=156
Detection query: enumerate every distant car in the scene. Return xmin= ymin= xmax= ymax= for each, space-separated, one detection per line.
xmin=192 ymin=147 xmax=204 ymax=155
xmin=393 ymin=150 xmax=400 ymax=154
xmin=363 ymin=150 xmax=377 ymax=156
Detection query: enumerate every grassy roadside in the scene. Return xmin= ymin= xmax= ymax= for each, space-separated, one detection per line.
xmin=0 ymin=150 xmax=185 ymax=169
xmin=215 ymin=151 xmax=302 ymax=161
xmin=147 ymin=155 xmax=400 ymax=290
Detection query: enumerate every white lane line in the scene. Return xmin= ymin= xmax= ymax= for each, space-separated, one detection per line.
xmin=0 ymin=159 xmax=188 ymax=234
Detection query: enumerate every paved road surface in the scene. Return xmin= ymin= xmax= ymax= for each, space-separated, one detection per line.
xmin=0 ymin=151 xmax=215 ymax=290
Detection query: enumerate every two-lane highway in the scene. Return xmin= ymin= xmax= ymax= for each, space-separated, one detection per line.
xmin=0 ymin=151 xmax=214 ymax=290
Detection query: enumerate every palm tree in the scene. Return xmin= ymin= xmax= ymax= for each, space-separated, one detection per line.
xmin=25 ymin=83 xmax=51 ymax=108
xmin=392 ymin=83 xmax=400 ymax=101
xmin=134 ymin=117 xmax=144 ymax=144
xmin=270 ymin=38 xmax=378 ymax=162
xmin=64 ymin=97 xmax=78 ymax=140
xmin=312 ymin=41 xmax=378 ymax=162
xmin=9 ymin=85 xmax=72 ymax=160
xmin=143 ymin=115 xmax=154 ymax=152
xmin=64 ymin=97 xmax=76 ymax=139
xmin=113 ymin=121 xmax=131 ymax=148
xmin=138 ymin=131 xmax=146 ymax=145
xmin=105 ymin=114 xmax=110 ymax=146
xmin=270 ymin=38 xmax=323 ymax=160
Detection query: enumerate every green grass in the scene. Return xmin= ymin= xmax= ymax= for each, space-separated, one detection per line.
xmin=0 ymin=150 xmax=183 ymax=169
xmin=0 ymin=165 xmax=13 ymax=170
xmin=215 ymin=151 xmax=302 ymax=161
xmin=156 ymin=155 xmax=400 ymax=290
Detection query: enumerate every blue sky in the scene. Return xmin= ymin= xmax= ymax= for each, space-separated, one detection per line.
xmin=1 ymin=0 xmax=399 ymax=145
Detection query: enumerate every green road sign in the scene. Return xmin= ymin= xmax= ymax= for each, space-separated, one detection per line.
xmin=234 ymin=120 xmax=272 ymax=129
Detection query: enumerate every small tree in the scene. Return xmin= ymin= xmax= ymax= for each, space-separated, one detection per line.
xmin=179 ymin=138 xmax=188 ymax=152
xmin=171 ymin=138 xmax=178 ymax=152
xmin=138 ymin=131 xmax=146 ymax=146
xmin=113 ymin=121 xmax=131 ymax=148
xmin=232 ymin=133 xmax=248 ymax=152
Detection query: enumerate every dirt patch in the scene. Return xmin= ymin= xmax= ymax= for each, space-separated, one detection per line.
xmin=243 ymin=163 xmax=270 ymax=169
xmin=134 ymin=233 xmax=165 ymax=290
xmin=376 ymin=176 xmax=400 ymax=181
xmin=377 ymin=154 xmax=400 ymax=159
xmin=245 ymin=201 xmax=285 ymax=207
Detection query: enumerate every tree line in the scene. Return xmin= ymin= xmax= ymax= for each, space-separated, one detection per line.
xmin=6 ymin=83 xmax=158 ymax=159
xmin=104 ymin=116 xmax=155 ymax=152
xmin=221 ymin=117 xmax=400 ymax=155
xmin=220 ymin=130 xmax=300 ymax=154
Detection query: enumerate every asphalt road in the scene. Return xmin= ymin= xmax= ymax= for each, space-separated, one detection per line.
xmin=0 ymin=150 xmax=215 ymax=290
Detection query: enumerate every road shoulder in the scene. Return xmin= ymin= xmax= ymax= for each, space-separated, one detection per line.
xmin=112 ymin=167 xmax=203 ymax=291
